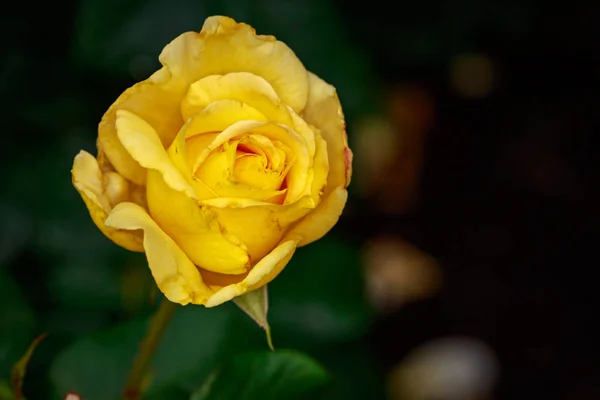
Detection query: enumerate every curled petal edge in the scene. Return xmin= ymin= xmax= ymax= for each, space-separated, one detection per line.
xmin=71 ymin=151 xmax=144 ymax=252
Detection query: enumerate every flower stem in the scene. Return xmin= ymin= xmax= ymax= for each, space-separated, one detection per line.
xmin=123 ymin=299 xmax=177 ymax=400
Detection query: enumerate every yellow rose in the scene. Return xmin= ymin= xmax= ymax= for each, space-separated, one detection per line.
xmin=71 ymin=16 xmax=352 ymax=307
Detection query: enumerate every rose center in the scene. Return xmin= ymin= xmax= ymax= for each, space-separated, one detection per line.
xmin=186 ymin=133 xmax=293 ymax=204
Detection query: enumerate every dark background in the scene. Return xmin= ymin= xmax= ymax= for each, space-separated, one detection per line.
xmin=1 ymin=0 xmax=599 ymax=399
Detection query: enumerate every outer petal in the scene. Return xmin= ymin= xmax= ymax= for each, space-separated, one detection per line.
xmin=159 ymin=16 xmax=309 ymax=113
xmin=302 ymin=72 xmax=352 ymax=190
xmin=104 ymin=202 xmax=213 ymax=305
xmin=204 ymin=240 xmax=298 ymax=307
xmin=146 ymin=170 xmax=250 ymax=275
xmin=284 ymin=187 xmax=348 ymax=247
xmin=98 ymin=67 xmax=187 ymax=185
xmin=71 ymin=151 xmax=143 ymax=252
xmin=288 ymin=72 xmax=353 ymax=246
xmin=309 ymin=130 xmax=329 ymax=203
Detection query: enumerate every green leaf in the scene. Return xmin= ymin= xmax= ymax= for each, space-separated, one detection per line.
xmin=190 ymin=350 xmax=328 ymax=400
xmin=232 ymin=286 xmax=273 ymax=351
xmin=49 ymin=304 xmax=232 ymax=400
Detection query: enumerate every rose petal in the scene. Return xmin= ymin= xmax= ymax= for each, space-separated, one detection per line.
xmin=71 ymin=151 xmax=144 ymax=252
xmin=146 ymin=170 xmax=250 ymax=275
xmin=184 ymin=99 xmax=269 ymax=136
xmin=191 ymin=120 xmax=310 ymax=204
xmin=98 ymin=67 xmax=187 ymax=185
xmin=309 ymin=131 xmax=329 ymax=203
xmin=289 ymin=73 xmax=351 ymax=246
xmin=181 ymin=73 xmax=288 ymax=122
xmin=115 ymin=109 xmax=195 ymax=199
xmin=160 ymin=16 xmax=309 ymax=113
xmin=104 ymin=202 xmax=213 ymax=305
xmin=204 ymin=240 xmax=298 ymax=307
xmin=195 ymin=139 xmax=286 ymax=202
xmin=302 ymin=72 xmax=352 ymax=190
xmin=200 ymin=196 xmax=314 ymax=262
xmin=284 ymin=187 xmax=348 ymax=247
xmin=181 ymin=72 xmax=315 ymax=160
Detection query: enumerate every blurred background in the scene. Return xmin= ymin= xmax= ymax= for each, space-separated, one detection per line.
xmin=1 ymin=0 xmax=599 ymax=399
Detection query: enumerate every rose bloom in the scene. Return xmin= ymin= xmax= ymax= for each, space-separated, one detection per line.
xmin=71 ymin=16 xmax=352 ymax=307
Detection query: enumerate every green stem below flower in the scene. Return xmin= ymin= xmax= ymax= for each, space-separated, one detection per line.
xmin=123 ymin=299 xmax=177 ymax=400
